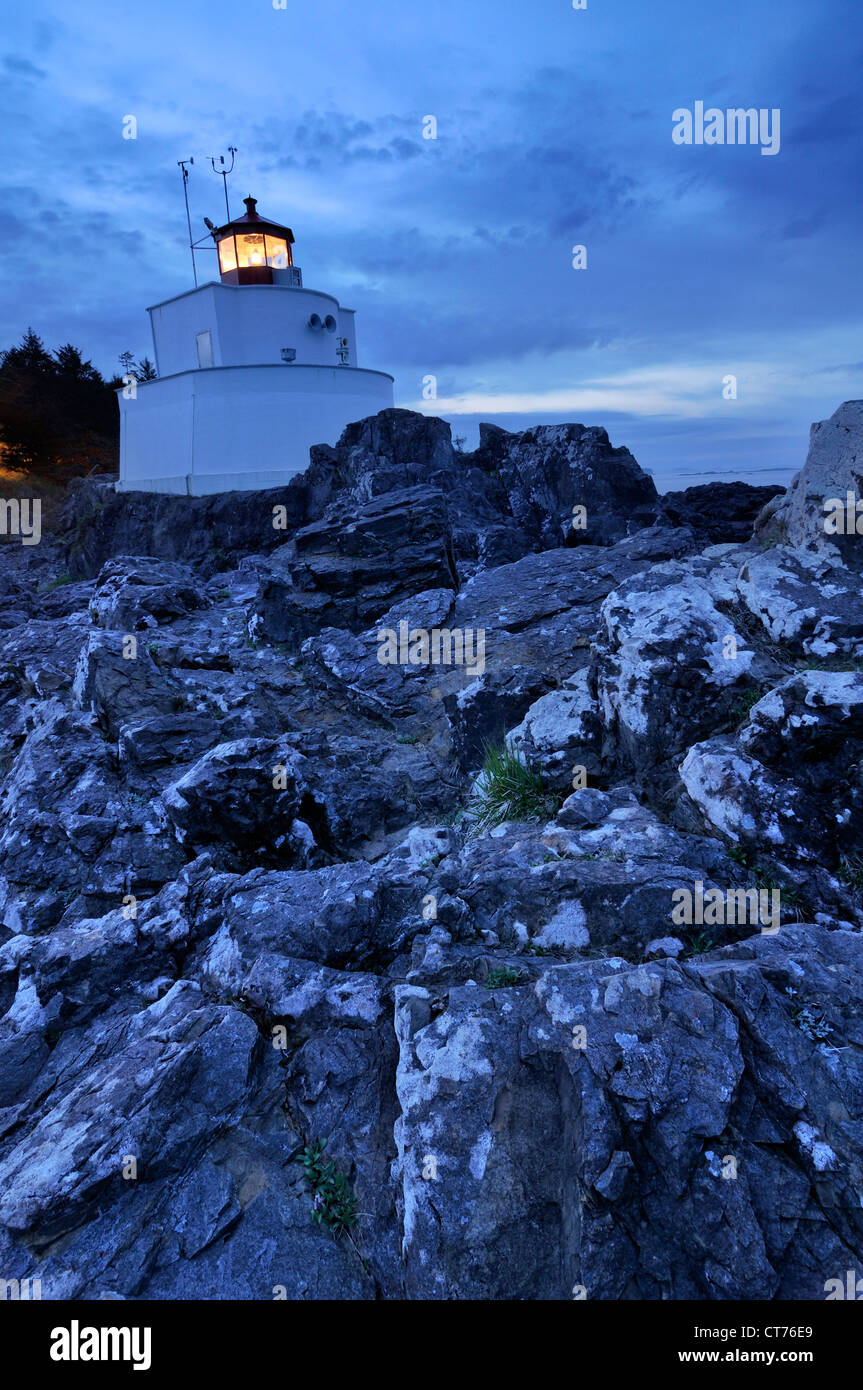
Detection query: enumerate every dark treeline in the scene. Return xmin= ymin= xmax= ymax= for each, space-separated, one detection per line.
xmin=0 ymin=330 xmax=155 ymax=479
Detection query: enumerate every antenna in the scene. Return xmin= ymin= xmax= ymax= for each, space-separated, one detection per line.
xmin=177 ymin=157 xmax=198 ymax=287
xmin=209 ymin=146 xmax=237 ymax=222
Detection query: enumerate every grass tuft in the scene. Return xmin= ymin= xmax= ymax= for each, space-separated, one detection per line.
xmin=486 ymin=965 xmax=522 ymax=989
xmin=471 ymin=740 xmax=558 ymax=831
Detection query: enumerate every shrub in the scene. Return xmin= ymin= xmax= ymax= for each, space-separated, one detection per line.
xmin=790 ymin=1003 xmax=832 ymax=1044
xmin=295 ymin=1139 xmax=358 ymax=1237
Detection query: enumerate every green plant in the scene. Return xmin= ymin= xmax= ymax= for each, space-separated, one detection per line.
xmin=683 ymin=931 xmax=716 ymax=958
xmin=790 ymin=1002 xmax=832 ymax=1044
xmin=38 ymin=571 xmax=74 ymax=592
xmin=757 ymin=876 xmax=805 ymax=914
xmin=486 ymin=965 xmax=521 ymax=988
xmin=471 ymin=740 xmax=558 ymax=831
xmin=294 ymin=1139 xmax=358 ymax=1237
xmin=802 ymin=657 xmax=863 ymax=674
xmin=396 ymin=733 xmax=419 ymax=745
xmin=733 ymin=686 xmax=764 ymax=723
xmin=728 ymin=844 xmax=754 ymax=868
xmin=838 ymin=854 xmax=863 ymax=891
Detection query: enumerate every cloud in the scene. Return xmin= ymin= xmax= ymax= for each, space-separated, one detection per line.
xmin=408 ymin=362 xmax=777 ymax=419
xmin=0 ymin=0 xmax=859 ymax=483
xmin=3 ymin=55 xmax=46 ymax=79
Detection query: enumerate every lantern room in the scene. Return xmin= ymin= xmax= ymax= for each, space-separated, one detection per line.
xmin=212 ymin=195 xmax=295 ymax=285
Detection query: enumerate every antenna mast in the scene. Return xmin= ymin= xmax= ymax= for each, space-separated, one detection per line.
xmin=177 ymin=157 xmax=197 ymax=287
xmin=209 ymin=147 xmax=238 ymax=221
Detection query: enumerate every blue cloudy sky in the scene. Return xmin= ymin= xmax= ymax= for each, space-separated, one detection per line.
xmin=2 ymin=0 xmax=861 ymax=488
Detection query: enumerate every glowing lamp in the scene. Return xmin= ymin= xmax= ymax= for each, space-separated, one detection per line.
xmin=212 ymin=196 xmax=295 ymax=286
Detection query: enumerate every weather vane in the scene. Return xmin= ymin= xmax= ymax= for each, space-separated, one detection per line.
xmin=176 ymin=148 xmax=239 ymax=286
xmin=177 ymin=157 xmax=197 ymax=286
xmin=209 ymin=147 xmax=238 ymax=222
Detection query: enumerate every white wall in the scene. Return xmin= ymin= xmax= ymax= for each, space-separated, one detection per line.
xmin=148 ymin=281 xmax=358 ymax=378
xmin=117 ymin=363 xmax=394 ymax=494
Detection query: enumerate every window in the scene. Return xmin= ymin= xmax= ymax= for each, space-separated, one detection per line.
xmin=196 ymin=331 xmax=214 ymax=369
xmin=264 ymin=235 xmax=289 ymax=268
xmin=217 ymin=236 xmax=238 ymax=274
xmin=236 ymin=232 xmax=266 ymax=268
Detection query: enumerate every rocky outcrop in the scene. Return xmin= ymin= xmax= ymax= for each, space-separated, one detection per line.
xmin=680 ymin=670 xmax=863 ymax=871
xmin=663 ymin=481 xmax=784 ymax=546
xmin=754 ymin=400 xmax=863 ymax=565
xmin=2 ymin=403 xmax=863 ymax=1302
xmin=254 ymin=485 xmax=459 ymax=647
xmin=473 ymin=419 xmax=666 ymax=548
xmin=61 ymin=409 xmax=678 ymax=588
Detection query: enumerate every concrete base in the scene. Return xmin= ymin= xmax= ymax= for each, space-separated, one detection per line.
xmin=117 ymin=362 xmax=394 ymax=495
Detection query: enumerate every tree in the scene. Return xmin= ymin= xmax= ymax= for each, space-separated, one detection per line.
xmin=54 ymin=343 xmax=100 ymax=381
xmin=0 ymin=329 xmax=119 ymax=477
xmin=135 ymin=356 xmax=158 ymax=381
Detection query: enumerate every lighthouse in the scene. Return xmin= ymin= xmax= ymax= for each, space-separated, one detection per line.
xmin=117 ymin=196 xmax=394 ymax=494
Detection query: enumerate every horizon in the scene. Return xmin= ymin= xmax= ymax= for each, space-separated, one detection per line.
xmin=2 ymin=0 xmax=861 ymax=488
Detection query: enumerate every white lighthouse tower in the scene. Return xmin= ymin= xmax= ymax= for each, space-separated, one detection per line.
xmin=117 ymin=196 xmax=394 ymax=494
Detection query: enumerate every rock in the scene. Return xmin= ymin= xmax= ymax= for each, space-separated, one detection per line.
xmin=59 ymin=473 xmax=333 ymax=580
xmin=679 ymin=670 xmax=863 ymax=870
xmin=161 ymin=738 xmax=315 ymax=869
xmin=663 ymin=482 xmax=784 ymax=546
xmin=507 ymin=669 xmax=603 ymax=792
xmin=755 ymin=401 xmax=863 ymax=565
xmin=445 ymin=666 xmax=556 ymax=772
xmin=118 ymin=713 xmax=221 ymax=770
xmin=190 ymin=854 xmax=427 ymax=980
xmin=736 ymin=546 xmax=863 ymax=658
xmin=0 ymin=702 xmax=185 ymax=931
xmin=254 ymin=485 xmax=459 ymax=647
xmin=644 ymin=936 xmax=686 ymax=959
xmin=161 ymin=728 xmax=456 ymax=870
xmin=0 ymin=615 xmax=89 ymax=717
xmin=393 ymin=926 xmax=863 ymax=1298
xmin=476 ymin=420 xmax=665 ymax=547
xmin=3 ymin=402 xmax=863 ymax=1302
xmin=88 ymin=555 xmax=206 ymax=630
xmin=594 ymin=562 xmax=762 ymax=788
xmin=0 ymin=981 xmax=257 ymax=1235
xmin=73 ymin=629 xmax=179 ymax=737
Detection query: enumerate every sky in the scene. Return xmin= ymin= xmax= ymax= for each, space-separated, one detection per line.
xmin=1 ymin=0 xmax=861 ymax=490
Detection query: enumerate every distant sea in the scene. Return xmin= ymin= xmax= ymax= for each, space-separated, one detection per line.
xmin=647 ymin=463 xmax=797 ymax=496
